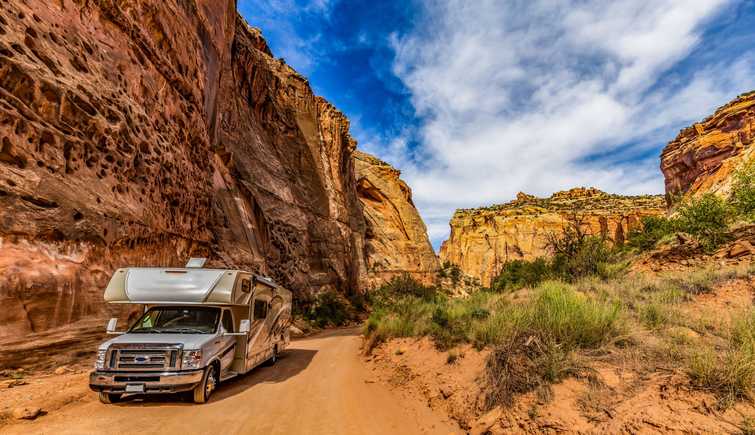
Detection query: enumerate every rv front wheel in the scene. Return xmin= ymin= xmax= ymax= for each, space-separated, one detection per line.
xmin=98 ymin=392 xmax=122 ymax=404
xmin=193 ymin=365 xmax=217 ymax=404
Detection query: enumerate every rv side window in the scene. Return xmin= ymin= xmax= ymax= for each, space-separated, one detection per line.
xmin=221 ymin=310 xmax=234 ymax=333
xmin=253 ymin=299 xmax=267 ymax=320
xmin=241 ymin=279 xmax=251 ymax=293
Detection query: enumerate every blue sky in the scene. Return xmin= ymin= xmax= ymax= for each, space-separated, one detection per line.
xmin=238 ymin=0 xmax=755 ymax=249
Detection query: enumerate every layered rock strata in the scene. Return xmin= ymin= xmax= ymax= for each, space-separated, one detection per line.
xmin=661 ymin=91 xmax=755 ymax=201
xmin=0 ymin=0 xmax=389 ymax=338
xmin=439 ymin=188 xmax=666 ymax=286
xmin=354 ymin=151 xmax=438 ymax=287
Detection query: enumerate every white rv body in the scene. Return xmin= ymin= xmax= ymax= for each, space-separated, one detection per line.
xmin=89 ymin=261 xmax=292 ymax=404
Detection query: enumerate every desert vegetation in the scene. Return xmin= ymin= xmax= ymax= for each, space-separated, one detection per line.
xmin=630 ymin=158 xmax=755 ymax=253
xmin=364 ymin=227 xmax=755 ymax=414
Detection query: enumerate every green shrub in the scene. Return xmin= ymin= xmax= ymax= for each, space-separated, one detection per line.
xmin=370 ymin=274 xmax=438 ymax=307
xmin=492 ymin=258 xmax=551 ymax=291
xmin=306 ymin=291 xmax=352 ymax=328
xmin=628 ymin=216 xmax=677 ymax=251
xmin=547 ymin=236 xmax=615 ymax=281
xmin=675 ymin=193 xmax=731 ymax=251
xmin=731 ymin=159 xmax=755 ymax=220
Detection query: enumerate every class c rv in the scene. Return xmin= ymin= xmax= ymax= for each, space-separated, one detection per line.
xmin=89 ymin=258 xmax=292 ymax=404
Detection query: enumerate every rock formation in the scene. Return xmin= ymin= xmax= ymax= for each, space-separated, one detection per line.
xmin=661 ymin=91 xmax=755 ymax=201
xmin=0 ymin=0 xmax=425 ymax=339
xmin=439 ymin=188 xmax=666 ymax=286
xmin=354 ymin=151 xmax=438 ymax=287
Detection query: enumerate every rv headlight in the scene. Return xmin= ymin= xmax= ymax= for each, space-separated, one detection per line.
xmin=182 ymin=350 xmax=202 ymax=369
xmin=95 ymin=350 xmax=107 ymax=370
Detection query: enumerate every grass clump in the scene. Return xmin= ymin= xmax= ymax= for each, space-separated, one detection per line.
xmin=483 ymin=282 xmax=622 ymax=407
xmin=687 ymin=309 xmax=755 ymax=405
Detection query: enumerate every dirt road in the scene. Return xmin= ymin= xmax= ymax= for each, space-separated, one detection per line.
xmin=0 ymin=328 xmax=459 ymax=435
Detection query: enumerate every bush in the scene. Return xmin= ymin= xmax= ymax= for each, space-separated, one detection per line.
xmin=370 ymin=274 xmax=438 ymax=307
xmin=628 ymin=216 xmax=677 ymax=251
xmin=306 ymin=291 xmax=352 ymax=328
xmin=731 ymin=159 xmax=755 ymax=220
xmin=492 ymin=258 xmax=551 ymax=291
xmin=491 ymin=228 xmax=620 ymax=290
xmin=675 ymin=193 xmax=731 ymax=251
xmin=550 ymin=236 xmax=615 ymax=280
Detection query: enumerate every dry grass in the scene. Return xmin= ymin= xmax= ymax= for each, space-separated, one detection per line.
xmin=365 ymin=265 xmax=755 ymax=409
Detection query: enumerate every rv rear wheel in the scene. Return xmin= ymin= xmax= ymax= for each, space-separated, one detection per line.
xmin=98 ymin=392 xmax=122 ymax=404
xmin=193 ymin=365 xmax=217 ymax=404
xmin=265 ymin=346 xmax=278 ymax=366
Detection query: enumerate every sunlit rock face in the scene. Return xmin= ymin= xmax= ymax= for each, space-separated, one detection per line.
xmin=661 ymin=91 xmax=755 ymax=203
xmin=354 ymin=151 xmax=439 ymax=287
xmin=0 ymin=0 xmax=372 ymax=338
xmin=439 ymin=188 xmax=666 ymax=287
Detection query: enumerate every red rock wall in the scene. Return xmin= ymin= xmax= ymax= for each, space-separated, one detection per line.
xmin=661 ymin=91 xmax=755 ymax=201
xmin=0 ymin=0 xmax=367 ymax=339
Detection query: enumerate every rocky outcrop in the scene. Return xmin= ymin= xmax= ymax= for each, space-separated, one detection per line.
xmin=0 ymin=0 xmax=374 ymax=338
xmin=661 ymin=91 xmax=755 ymax=202
xmin=439 ymin=188 xmax=666 ymax=286
xmin=354 ymin=151 xmax=438 ymax=287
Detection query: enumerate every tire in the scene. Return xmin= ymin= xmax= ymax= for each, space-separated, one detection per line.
xmin=98 ymin=392 xmax=122 ymax=404
xmin=193 ymin=365 xmax=217 ymax=404
xmin=265 ymin=346 xmax=278 ymax=366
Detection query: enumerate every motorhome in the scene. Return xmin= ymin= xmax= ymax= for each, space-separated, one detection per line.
xmin=89 ymin=258 xmax=292 ymax=404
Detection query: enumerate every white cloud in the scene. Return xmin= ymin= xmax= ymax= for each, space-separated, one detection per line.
xmin=377 ymin=0 xmax=755 ymax=247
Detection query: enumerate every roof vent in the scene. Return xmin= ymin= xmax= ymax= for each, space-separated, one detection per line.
xmin=185 ymin=258 xmax=207 ymax=268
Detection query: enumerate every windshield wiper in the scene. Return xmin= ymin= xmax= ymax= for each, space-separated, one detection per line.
xmin=130 ymin=327 xmax=162 ymax=333
xmin=162 ymin=327 xmax=208 ymax=334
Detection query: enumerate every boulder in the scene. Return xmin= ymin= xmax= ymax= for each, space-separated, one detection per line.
xmin=726 ymin=240 xmax=754 ymax=258
xmin=12 ymin=407 xmax=43 ymax=420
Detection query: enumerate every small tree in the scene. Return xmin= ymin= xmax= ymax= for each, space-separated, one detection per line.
xmin=675 ymin=193 xmax=731 ymax=251
xmin=731 ymin=158 xmax=755 ymax=220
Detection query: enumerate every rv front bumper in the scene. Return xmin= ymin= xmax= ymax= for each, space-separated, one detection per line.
xmin=89 ymin=369 xmax=204 ymax=394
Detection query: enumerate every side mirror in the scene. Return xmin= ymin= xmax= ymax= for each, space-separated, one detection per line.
xmin=239 ymin=319 xmax=250 ymax=334
xmin=106 ymin=318 xmax=119 ymax=334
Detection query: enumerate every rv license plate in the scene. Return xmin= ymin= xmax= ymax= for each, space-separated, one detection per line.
xmin=125 ymin=384 xmax=145 ymax=393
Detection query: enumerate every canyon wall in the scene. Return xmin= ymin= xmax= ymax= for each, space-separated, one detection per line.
xmin=0 ymin=0 xmax=384 ymax=339
xmin=354 ymin=151 xmax=438 ymax=287
xmin=661 ymin=91 xmax=755 ymax=201
xmin=439 ymin=188 xmax=666 ymax=286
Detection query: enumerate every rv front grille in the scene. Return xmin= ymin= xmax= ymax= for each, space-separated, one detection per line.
xmin=107 ymin=344 xmax=183 ymax=372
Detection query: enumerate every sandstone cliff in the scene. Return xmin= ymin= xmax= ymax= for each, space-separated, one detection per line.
xmin=661 ymin=91 xmax=755 ymax=201
xmin=439 ymin=188 xmax=666 ymax=286
xmin=354 ymin=151 xmax=438 ymax=287
xmin=0 ymin=0 xmax=376 ymax=338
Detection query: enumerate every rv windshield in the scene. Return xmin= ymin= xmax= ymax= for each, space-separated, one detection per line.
xmin=129 ymin=307 xmax=220 ymax=334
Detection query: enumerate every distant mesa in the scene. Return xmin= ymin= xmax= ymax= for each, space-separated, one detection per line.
xmin=440 ymin=188 xmax=666 ymax=286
